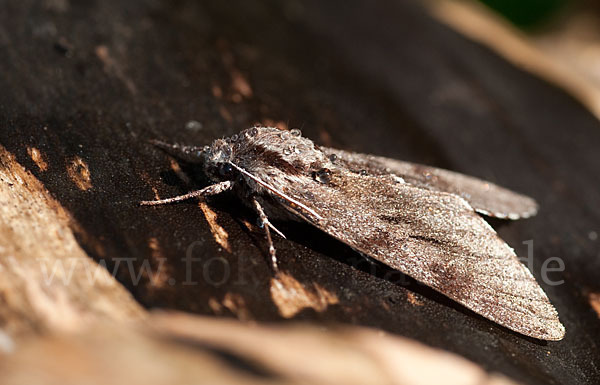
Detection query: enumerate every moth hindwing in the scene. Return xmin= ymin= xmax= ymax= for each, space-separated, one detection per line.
xmin=142 ymin=126 xmax=564 ymax=341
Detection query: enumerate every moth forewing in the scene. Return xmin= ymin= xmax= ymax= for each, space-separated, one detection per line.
xmin=273 ymin=168 xmax=564 ymax=340
xmin=320 ymin=147 xmax=539 ymax=220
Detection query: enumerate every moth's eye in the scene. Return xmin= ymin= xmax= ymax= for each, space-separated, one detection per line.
xmin=313 ymin=168 xmax=332 ymax=184
xmin=219 ymin=163 xmax=233 ymax=177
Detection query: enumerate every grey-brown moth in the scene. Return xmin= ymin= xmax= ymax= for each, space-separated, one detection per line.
xmin=141 ymin=126 xmax=565 ymax=341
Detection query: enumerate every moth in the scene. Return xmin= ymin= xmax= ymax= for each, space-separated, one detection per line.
xmin=141 ymin=126 xmax=565 ymax=341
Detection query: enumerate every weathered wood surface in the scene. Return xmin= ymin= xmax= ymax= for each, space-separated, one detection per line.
xmin=0 ymin=0 xmax=599 ymax=384
xmin=0 ymin=147 xmax=145 ymax=335
xmin=0 ymin=312 xmax=522 ymax=385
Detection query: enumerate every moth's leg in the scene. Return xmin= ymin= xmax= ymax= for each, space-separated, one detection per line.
xmin=140 ymin=180 xmax=233 ymax=206
xmin=251 ymin=197 xmax=281 ymax=273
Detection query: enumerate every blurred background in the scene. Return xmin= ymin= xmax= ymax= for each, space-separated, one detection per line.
xmin=431 ymin=0 xmax=600 ymax=120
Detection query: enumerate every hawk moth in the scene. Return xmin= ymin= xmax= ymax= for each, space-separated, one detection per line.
xmin=141 ymin=126 xmax=565 ymax=341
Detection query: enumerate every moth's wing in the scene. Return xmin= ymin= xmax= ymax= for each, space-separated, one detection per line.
xmin=320 ymin=147 xmax=538 ymax=220
xmin=283 ymin=171 xmax=564 ymax=340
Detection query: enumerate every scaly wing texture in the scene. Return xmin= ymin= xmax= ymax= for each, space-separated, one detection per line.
xmin=282 ymin=170 xmax=563 ymax=340
xmin=320 ymin=147 xmax=538 ymax=220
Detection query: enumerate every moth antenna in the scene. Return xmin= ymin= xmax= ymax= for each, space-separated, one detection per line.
xmin=229 ymin=162 xmax=323 ymax=221
xmin=148 ymin=139 xmax=206 ymax=163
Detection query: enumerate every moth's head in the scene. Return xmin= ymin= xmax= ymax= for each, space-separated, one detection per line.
xmin=202 ymin=138 xmax=236 ymax=182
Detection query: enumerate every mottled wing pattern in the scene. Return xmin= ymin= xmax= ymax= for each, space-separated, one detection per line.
xmin=320 ymin=147 xmax=538 ymax=220
xmin=279 ymin=170 xmax=563 ymax=340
